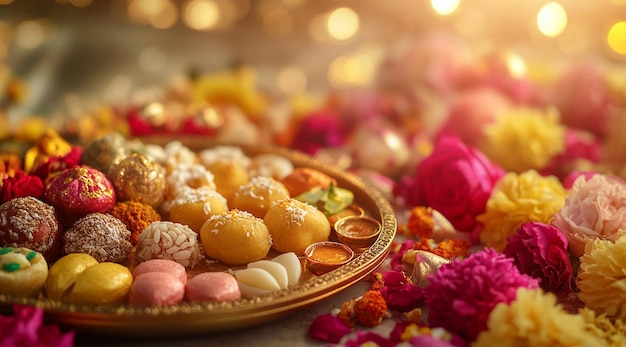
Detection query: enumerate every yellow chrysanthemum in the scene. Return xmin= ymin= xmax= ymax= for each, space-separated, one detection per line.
xmin=479 ymin=107 xmax=565 ymax=173
xmin=579 ymin=307 xmax=626 ymax=347
xmin=477 ymin=170 xmax=566 ymax=251
xmin=473 ymin=288 xmax=604 ymax=347
xmin=577 ymin=236 xmax=626 ymax=321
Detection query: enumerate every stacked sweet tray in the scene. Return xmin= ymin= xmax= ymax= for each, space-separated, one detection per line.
xmin=0 ymin=137 xmax=396 ymax=336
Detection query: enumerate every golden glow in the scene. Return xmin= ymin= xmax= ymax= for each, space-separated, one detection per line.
xmin=326 ymin=7 xmax=359 ymax=42
xmin=69 ymin=0 xmax=93 ymax=7
xmin=607 ymin=21 xmax=626 ymax=55
xmin=537 ymin=2 xmax=567 ymax=38
xmin=431 ymin=0 xmax=461 ymax=16
xmin=14 ymin=20 xmax=45 ymax=50
xmin=138 ymin=47 xmax=166 ymax=73
xmin=309 ymin=13 xmax=329 ymax=42
xmin=328 ymin=53 xmax=376 ymax=89
xmin=454 ymin=8 xmax=485 ymax=37
xmin=504 ymin=51 xmax=527 ymax=78
xmin=183 ymin=0 xmax=221 ymax=31
xmin=262 ymin=7 xmax=292 ymax=37
xmin=128 ymin=0 xmax=164 ymax=24
xmin=0 ymin=0 xmax=14 ymax=4
xmin=277 ymin=66 xmax=307 ymax=95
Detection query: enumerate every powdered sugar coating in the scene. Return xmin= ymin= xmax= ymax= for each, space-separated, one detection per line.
xmin=198 ymin=146 xmax=251 ymax=169
xmin=162 ymin=141 xmax=197 ymax=172
xmin=136 ymin=221 xmax=202 ymax=268
xmin=166 ymin=164 xmax=216 ymax=199
xmin=248 ymin=154 xmax=294 ymax=180
xmin=230 ymin=176 xmax=290 ymax=218
xmin=0 ymin=197 xmax=62 ymax=260
xmin=63 ymin=213 xmax=132 ymax=263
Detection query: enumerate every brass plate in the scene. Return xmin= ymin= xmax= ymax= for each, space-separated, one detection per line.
xmin=0 ymin=138 xmax=396 ymax=337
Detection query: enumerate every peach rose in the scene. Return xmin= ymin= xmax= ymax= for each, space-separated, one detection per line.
xmin=553 ymin=174 xmax=626 ymax=257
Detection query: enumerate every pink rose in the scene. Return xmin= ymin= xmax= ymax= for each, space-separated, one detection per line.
xmin=291 ymin=109 xmax=348 ymax=155
xmin=379 ymin=270 xmax=424 ymax=312
xmin=553 ymin=174 xmax=626 ymax=257
xmin=503 ymin=221 xmax=573 ymax=295
xmin=394 ymin=137 xmax=505 ymax=237
xmin=308 ymin=313 xmax=351 ymax=343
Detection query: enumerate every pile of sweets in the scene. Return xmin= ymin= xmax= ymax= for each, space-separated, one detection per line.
xmin=0 ymin=127 xmax=373 ymax=316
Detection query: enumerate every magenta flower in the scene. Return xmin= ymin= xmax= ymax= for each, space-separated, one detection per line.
xmin=344 ymin=330 xmax=393 ymax=347
xmin=389 ymin=239 xmax=417 ymax=272
xmin=307 ymin=313 xmax=351 ymax=343
xmin=0 ymin=305 xmax=74 ymax=347
xmin=425 ymin=248 xmax=539 ymax=341
xmin=379 ymin=270 xmax=425 ymax=312
xmin=394 ymin=137 xmax=504 ymax=238
xmin=290 ymin=110 xmax=348 ymax=155
xmin=503 ymin=222 xmax=573 ymax=294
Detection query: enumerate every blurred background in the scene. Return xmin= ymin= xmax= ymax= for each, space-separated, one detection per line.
xmin=1 ymin=0 xmax=625 ymax=114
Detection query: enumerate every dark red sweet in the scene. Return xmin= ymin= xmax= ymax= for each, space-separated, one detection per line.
xmin=0 ymin=196 xmax=63 ymax=260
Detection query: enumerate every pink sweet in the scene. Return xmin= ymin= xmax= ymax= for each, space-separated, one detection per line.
xmin=185 ymin=272 xmax=241 ymax=302
xmin=132 ymin=259 xmax=188 ymax=285
xmin=43 ymin=166 xmax=116 ymax=227
xmin=129 ymin=272 xmax=185 ymax=306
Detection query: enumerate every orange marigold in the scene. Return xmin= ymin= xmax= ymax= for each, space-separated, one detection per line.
xmin=430 ymin=239 xmax=470 ymax=259
xmin=406 ymin=206 xmax=435 ymax=238
xmin=354 ymin=290 xmax=388 ymax=327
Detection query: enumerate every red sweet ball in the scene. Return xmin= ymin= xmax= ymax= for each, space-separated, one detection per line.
xmin=0 ymin=196 xmax=63 ymax=260
xmin=44 ymin=166 xmax=116 ymax=227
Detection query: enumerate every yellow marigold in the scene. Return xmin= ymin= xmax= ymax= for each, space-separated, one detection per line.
xmin=579 ymin=307 xmax=626 ymax=347
xmin=478 ymin=170 xmax=566 ymax=251
xmin=474 ymin=288 xmax=604 ymax=347
xmin=577 ymin=236 xmax=626 ymax=321
xmin=478 ymin=107 xmax=565 ymax=173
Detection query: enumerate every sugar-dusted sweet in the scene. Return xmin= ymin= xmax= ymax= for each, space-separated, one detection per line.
xmin=0 ymin=247 xmax=48 ymax=297
xmin=203 ymin=160 xmax=249 ymax=202
xmin=229 ymin=176 xmax=290 ymax=218
xmin=132 ymin=258 xmax=187 ymax=285
xmin=168 ymin=186 xmax=229 ymax=233
xmin=185 ymin=272 xmax=241 ymax=302
xmin=200 ymin=209 xmax=272 ymax=265
xmin=135 ymin=221 xmax=202 ymax=268
xmin=0 ymin=196 xmax=63 ymax=260
xmin=264 ymin=198 xmax=331 ymax=255
xmin=63 ymin=213 xmax=132 ymax=263
xmin=44 ymin=165 xmax=116 ymax=227
xmin=108 ymin=153 xmax=166 ymax=208
xmin=45 ymin=253 xmax=99 ymax=300
xmin=129 ymin=271 xmax=185 ymax=306
xmin=166 ymin=163 xmax=216 ymax=200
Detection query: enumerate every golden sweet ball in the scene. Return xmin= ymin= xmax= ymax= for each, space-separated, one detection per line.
xmin=200 ymin=209 xmax=272 ymax=265
xmin=109 ymin=153 xmax=166 ymax=208
xmin=205 ymin=160 xmax=249 ymax=202
xmin=82 ymin=132 xmax=130 ymax=175
xmin=264 ymin=198 xmax=331 ymax=255
xmin=45 ymin=253 xmax=99 ymax=301
xmin=61 ymin=262 xmax=133 ymax=305
xmin=230 ymin=176 xmax=290 ymax=218
xmin=169 ymin=187 xmax=229 ymax=233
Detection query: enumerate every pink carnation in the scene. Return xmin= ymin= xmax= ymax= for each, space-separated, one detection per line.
xmin=425 ymin=248 xmax=539 ymax=341
xmin=0 ymin=305 xmax=74 ymax=347
xmin=503 ymin=221 xmax=573 ymax=294
xmin=394 ymin=137 xmax=504 ymax=238
xmin=541 ymin=129 xmax=601 ymax=181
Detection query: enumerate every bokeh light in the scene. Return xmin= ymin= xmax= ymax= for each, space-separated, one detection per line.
xmin=183 ymin=0 xmax=221 ymax=31
xmin=607 ymin=21 xmax=626 ymax=55
xmin=326 ymin=7 xmax=359 ymax=42
xmin=537 ymin=2 xmax=567 ymax=38
xmin=277 ymin=65 xmax=307 ymax=95
xmin=14 ymin=20 xmax=45 ymax=50
xmin=328 ymin=52 xmax=375 ymax=88
xmin=430 ymin=0 xmax=461 ymax=16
